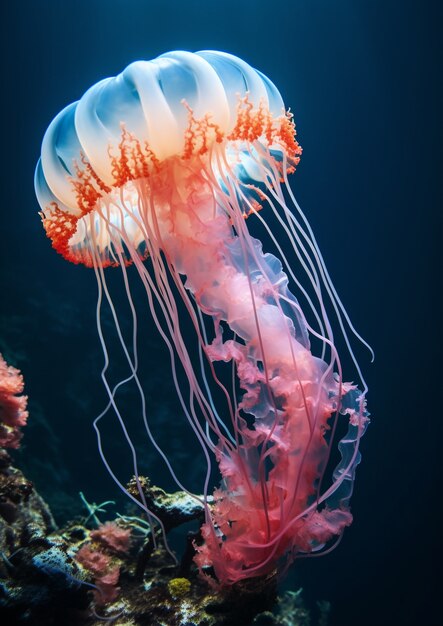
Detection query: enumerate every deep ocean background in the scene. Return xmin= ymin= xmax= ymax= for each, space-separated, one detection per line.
xmin=0 ymin=1 xmax=441 ymax=624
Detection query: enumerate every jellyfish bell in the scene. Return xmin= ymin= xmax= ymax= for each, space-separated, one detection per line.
xmin=35 ymin=50 xmax=296 ymax=268
xmin=35 ymin=50 xmax=370 ymax=585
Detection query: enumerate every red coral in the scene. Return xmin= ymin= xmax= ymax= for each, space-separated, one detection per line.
xmin=90 ymin=521 xmax=131 ymax=555
xmin=0 ymin=354 xmax=28 ymax=449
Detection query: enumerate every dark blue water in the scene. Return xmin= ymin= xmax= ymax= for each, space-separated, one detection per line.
xmin=0 ymin=1 xmax=441 ymax=624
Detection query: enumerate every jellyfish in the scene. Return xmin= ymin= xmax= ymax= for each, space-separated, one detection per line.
xmin=35 ymin=51 xmax=370 ymax=585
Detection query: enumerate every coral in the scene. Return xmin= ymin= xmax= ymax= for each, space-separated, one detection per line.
xmin=0 ymin=464 xmax=56 ymax=555
xmin=75 ymin=543 xmax=121 ymax=605
xmin=0 ymin=349 xmax=327 ymax=624
xmin=75 ymin=543 xmax=112 ymax=574
xmin=74 ymin=519 xmax=132 ymax=605
xmin=0 ymin=353 xmax=28 ymax=449
xmin=126 ymin=476 xmax=208 ymax=581
xmin=127 ymin=475 xmax=206 ymax=529
xmin=0 ymin=465 xmax=33 ymax=524
xmin=0 ymin=471 xmax=84 ymax=624
xmin=0 ymin=459 xmax=331 ymax=625
xmin=168 ymin=576 xmax=192 ymax=598
xmin=90 ymin=521 xmax=131 ymax=555
xmin=93 ymin=564 xmax=120 ymax=605
xmin=253 ymin=589 xmax=327 ymax=626
xmin=79 ymin=491 xmax=116 ymax=527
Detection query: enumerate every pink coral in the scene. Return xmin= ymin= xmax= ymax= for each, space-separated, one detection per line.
xmin=75 ymin=544 xmax=111 ymax=574
xmin=93 ymin=565 xmax=120 ymax=604
xmin=90 ymin=521 xmax=131 ymax=555
xmin=0 ymin=354 xmax=28 ymax=449
xmin=75 ymin=544 xmax=121 ymax=605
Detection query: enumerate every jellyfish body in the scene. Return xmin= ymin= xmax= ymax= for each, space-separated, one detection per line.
xmin=35 ymin=51 xmax=370 ymax=585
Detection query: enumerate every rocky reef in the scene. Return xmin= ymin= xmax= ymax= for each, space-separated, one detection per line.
xmin=1 ymin=465 xmax=329 ymax=626
xmin=0 ymin=353 xmax=330 ymax=626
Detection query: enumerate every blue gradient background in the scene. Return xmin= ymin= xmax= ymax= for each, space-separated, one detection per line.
xmin=0 ymin=1 xmax=441 ymax=624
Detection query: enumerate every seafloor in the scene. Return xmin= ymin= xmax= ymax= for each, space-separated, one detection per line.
xmin=0 ymin=451 xmax=330 ymax=626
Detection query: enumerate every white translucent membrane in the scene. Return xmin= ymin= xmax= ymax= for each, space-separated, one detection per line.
xmin=36 ymin=49 xmax=282 ymax=212
xmin=81 ymin=139 xmax=370 ymax=577
xmin=35 ymin=50 xmax=284 ymax=222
